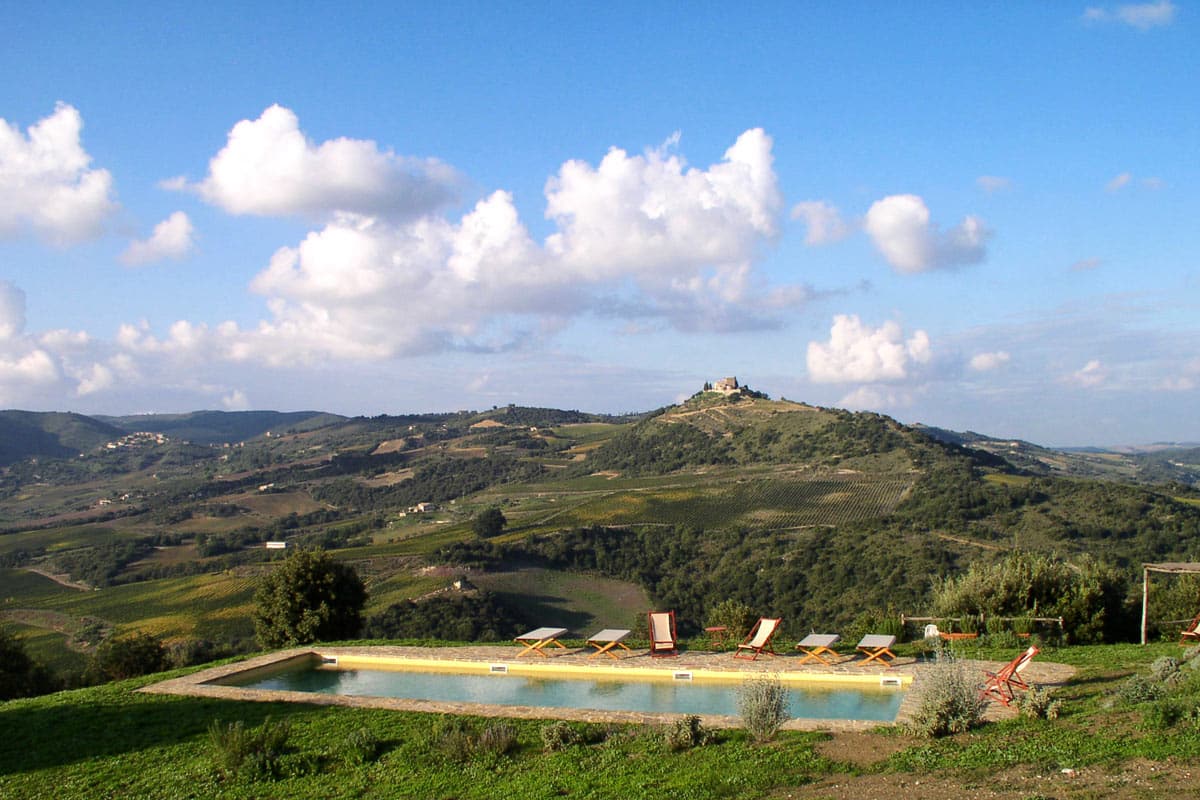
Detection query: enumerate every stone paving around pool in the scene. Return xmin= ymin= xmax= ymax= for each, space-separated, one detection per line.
xmin=139 ymin=644 xmax=1076 ymax=732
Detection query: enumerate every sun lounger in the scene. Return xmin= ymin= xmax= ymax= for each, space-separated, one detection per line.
xmin=796 ymin=633 xmax=841 ymax=665
xmin=586 ymin=628 xmax=632 ymax=659
xmin=733 ymin=617 xmax=782 ymax=660
xmin=514 ymin=627 xmax=569 ymax=657
xmin=980 ymin=645 xmax=1040 ymax=706
xmin=855 ymin=634 xmax=897 ymax=666
xmin=648 ymin=611 xmax=677 ymax=657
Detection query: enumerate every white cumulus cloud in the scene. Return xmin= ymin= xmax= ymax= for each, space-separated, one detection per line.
xmin=976 ymin=175 xmax=1012 ymax=194
xmin=222 ymin=389 xmax=250 ymax=410
xmin=807 ymin=314 xmax=932 ymax=384
xmin=184 ymin=104 xmax=461 ymax=219
xmin=790 ymin=200 xmax=852 ymax=245
xmin=545 ymin=128 xmax=781 ymax=278
xmin=1084 ymin=1 xmax=1176 ymax=29
xmin=1070 ymin=257 xmax=1103 ymax=272
xmin=969 ymin=350 xmax=1011 ymax=372
xmin=214 ymin=128 xmax=796 ymax=365
xmin=0 ymin=282 xmax=64 ymax=402
xmin=0 ymin=103 xmax=117 ymax=245
xmin=121 ymin=211 xmax=196 ymax=265
xmin=837 ymin=385 xmax=916 ymax=411
xmin=1066 ymin=359 xmax=1108 ymax=388
xmin=1106 ymin=172 xmax=1133 ymax=192
xmin=862 ymin=194 xmax=990 ymax=273
xmin=0 ymin=281 xmax=26 ymax=342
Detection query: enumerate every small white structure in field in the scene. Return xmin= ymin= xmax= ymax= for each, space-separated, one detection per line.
xmin=265 ymin=541 xmax=288 ymax=550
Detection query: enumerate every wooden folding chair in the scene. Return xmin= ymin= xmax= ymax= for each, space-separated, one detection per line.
xmin=979 ymin=645 xmax=1040 ymax=706
xmin=648 ymin=611 xmax=677 ymax=657
xmin=733 ymin=617 xmax=781 ymax=660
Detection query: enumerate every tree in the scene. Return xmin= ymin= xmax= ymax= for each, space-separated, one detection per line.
xmin=0 ymin=626 xmax=58 ymax=699
xmin=253 ymin=549 xmax=367 ymax=648
xmin=90 ymin=632 xmax=169 ymax=681
xmin=472 ymin=506 xmax=507 ymax=538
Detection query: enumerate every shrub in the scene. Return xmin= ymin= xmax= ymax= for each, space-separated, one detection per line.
xmin=540 ymin=720 xmax=583 ymax=752
xmin=1143 ymin=696 xmax=1197 ymax=729
xmin=432 ymin=717 xmax=477 ymax=763
xmin=477 ymin=722 xmax=519 ymax=757
xmin=1017 ymin=684 xmax=1062 ymax=721
xmin=90 ymin=632 xmax=169 ymax=681
xmin=705 ymin=599 xmax=757 ymax=644
xmin=931 ymin=551 xmax=1128 ymax=644
xmin=207 ymin=718 xmax=291 ymax=781
xmin=1150 ymin=656 xmax=1183 ymax=685
xmin=342 ymin=726 xmax=381 ymax=765
xmin=737 ymin=677 xmax=789 ymax=742
xmin=664 ymin=715 xmax=711 ymax=751
xmin=908 ymin=653 xmax=986 ymax=737
xmin=1117 ymin=674 xmax=1165 ymax=705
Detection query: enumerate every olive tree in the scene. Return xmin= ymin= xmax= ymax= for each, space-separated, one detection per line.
xmin=253 ymin=550 xmax=367 ymax=648
xmin=472 ymin=506 xmax=507 ymax=538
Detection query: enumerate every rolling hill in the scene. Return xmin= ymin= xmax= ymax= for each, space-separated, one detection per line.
xmin=3 ymin=389 xmax=1200 ymax=682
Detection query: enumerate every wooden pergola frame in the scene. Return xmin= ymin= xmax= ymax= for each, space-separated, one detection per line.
xmin=1141 ymin=562 xmax=1200 ymax=644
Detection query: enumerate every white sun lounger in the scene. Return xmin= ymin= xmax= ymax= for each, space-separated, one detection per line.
xmin=796 ymin=633 xmax=841 ymax=665
xmin=856 ymin=634 xmax=897 ymax=666
xmin=586 ymin=628 xmax=632 ymax=659
xmin=514 ymin=627 xmax=569 ymax=657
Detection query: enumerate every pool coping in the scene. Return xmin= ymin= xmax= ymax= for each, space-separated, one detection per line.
xmin=138 ymin=645 xmax=1072 ymax=732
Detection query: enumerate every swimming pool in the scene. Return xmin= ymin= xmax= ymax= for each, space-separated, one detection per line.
xmin=220 ymin=658 xmax=906 ymax=722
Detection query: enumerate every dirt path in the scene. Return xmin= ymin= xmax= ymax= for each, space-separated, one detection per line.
xmin=24 ymin=566 xmax=91 ymax=591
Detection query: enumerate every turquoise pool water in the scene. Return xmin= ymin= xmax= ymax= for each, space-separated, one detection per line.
xmin=228 ymin=665 xmax=905 ymax=721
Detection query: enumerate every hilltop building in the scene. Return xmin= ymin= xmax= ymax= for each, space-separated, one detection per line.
xmin=713 ymin=377 xmax=740 ymax=394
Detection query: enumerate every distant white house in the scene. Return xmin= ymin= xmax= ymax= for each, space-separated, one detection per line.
xmin=265 ymin=541 xmax=288 ymax=550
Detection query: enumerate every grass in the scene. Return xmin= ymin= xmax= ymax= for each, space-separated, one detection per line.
xmin=0 ymin=642 xmax=1193 ymax=799
xmin=471 ymin=568 xmax=650 ymax=633
xmin=21 ymin=571 xmax=259 ymax=642
xmin=0 ymin=670 xmax=830 ymax=800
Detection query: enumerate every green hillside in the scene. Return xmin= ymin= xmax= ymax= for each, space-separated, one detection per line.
xmin=3 ymin=394 xmax=1200 ymax=684
xmin=98 ymin=410 xmax=346 ymax=445
xmin=0 ymin=410 xmax=124 ymax=466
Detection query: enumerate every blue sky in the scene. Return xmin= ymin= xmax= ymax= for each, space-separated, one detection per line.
xmin=1 ymin=2 xmax=1196 ymax=446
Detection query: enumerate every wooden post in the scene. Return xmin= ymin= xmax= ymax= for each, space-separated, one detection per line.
xmin=1141 ymin=565 xmax=1150 ymax=645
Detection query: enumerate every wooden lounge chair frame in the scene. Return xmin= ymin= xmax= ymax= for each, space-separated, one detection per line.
xmin=1181 ymin=611 xmax=1200 ymax=643
xmin=514 ymin=627 xmax=570 ymax=657
xmin=796 ymin=633 xmax=841 ymax=665
xmin=586 ymin=628 xmax=633 ymax=659
xmin=734 ymin=617 xmax=782 ymax=660
xmin=979 ymin=645 xmax=1040 ymax=706
xmin=855 ymin=634 xmax=897 ymax=666
xmin=648 ymin=611 xmax=677 ymax=657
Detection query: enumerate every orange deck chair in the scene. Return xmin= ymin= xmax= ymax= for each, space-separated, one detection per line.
xmin=648 ymin=610 xmax=678 ymax=657
xmin=979 ymin=645 xmax=1040 ymax=707
xmin=734 ymin=617 xmax=782 ymax=660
